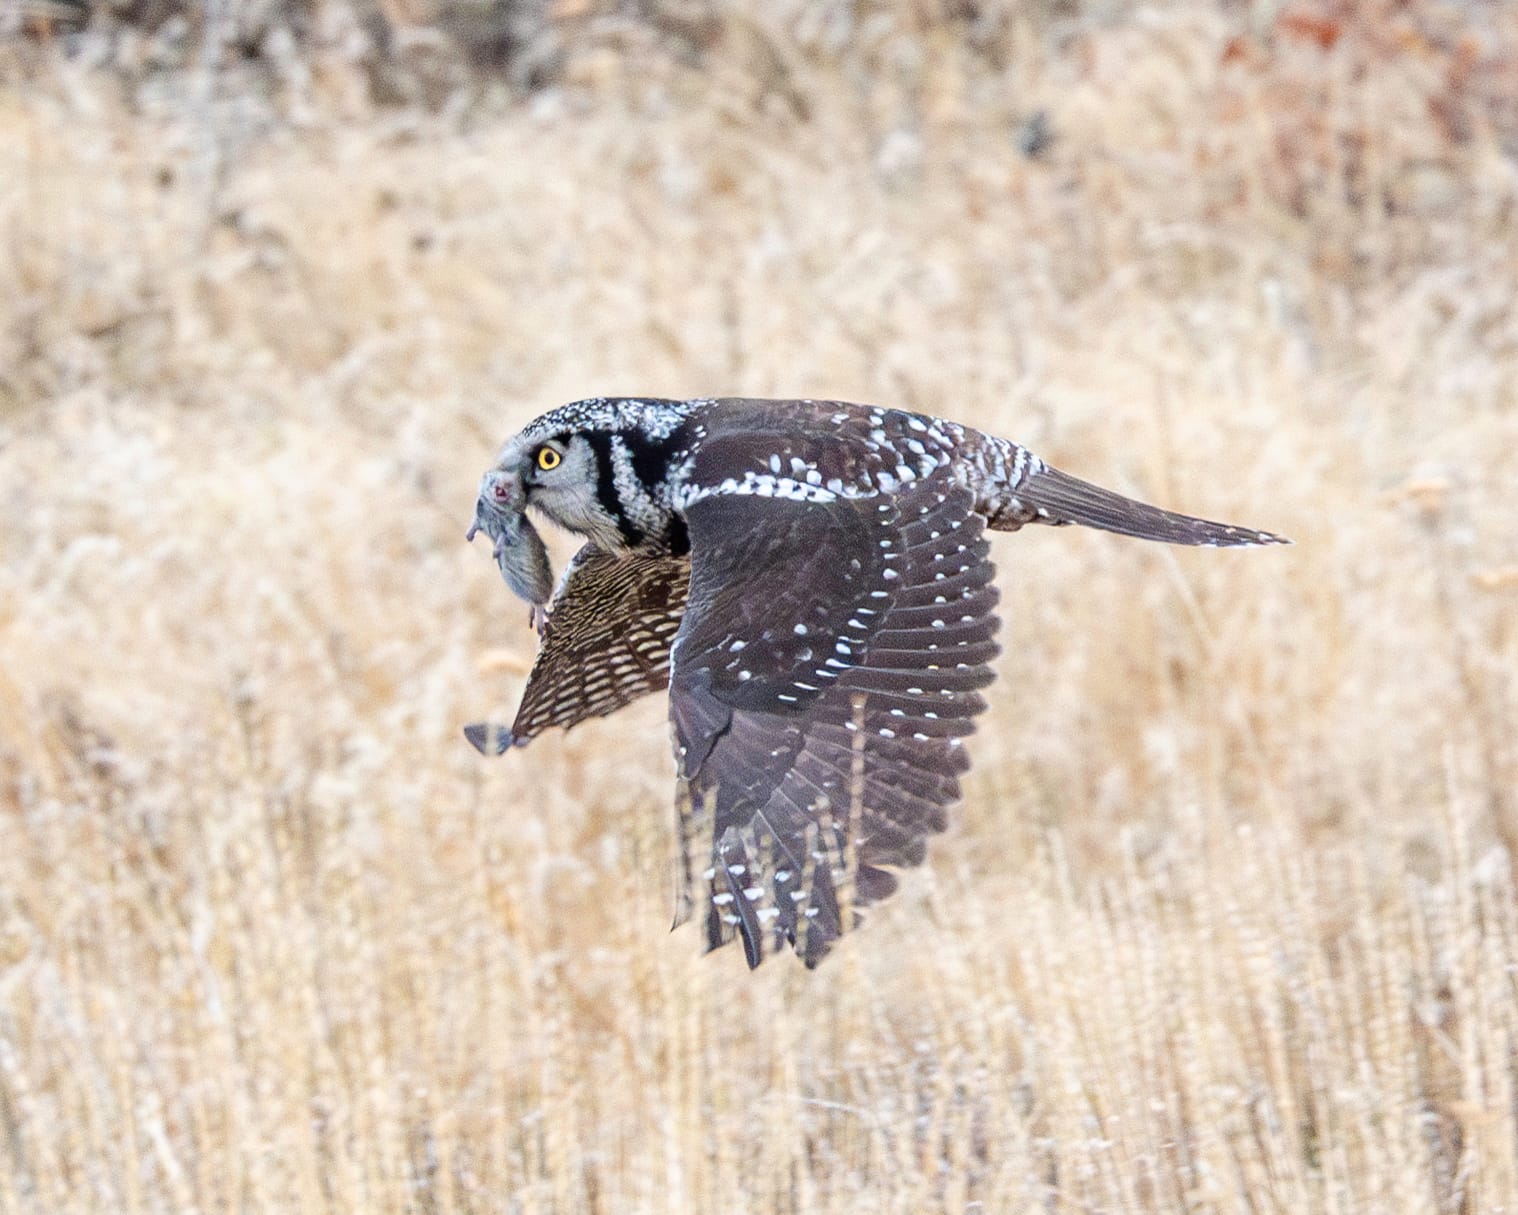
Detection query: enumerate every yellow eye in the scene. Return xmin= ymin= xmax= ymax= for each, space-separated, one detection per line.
xmin=536 ymin=446 xmax=562 ymax=472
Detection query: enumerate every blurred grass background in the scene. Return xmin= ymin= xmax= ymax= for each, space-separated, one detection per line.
xmin=1 ymin=1 xmax=1516 ymax=1210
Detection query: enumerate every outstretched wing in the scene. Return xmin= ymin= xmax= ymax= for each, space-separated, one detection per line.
xmin=465 ymin=545 xmax=690 ymax=755
xmin=668 ymin=472 xmax=999 ymax=967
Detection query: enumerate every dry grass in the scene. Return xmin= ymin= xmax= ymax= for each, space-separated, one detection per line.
xmin=2 ymin=2 xmax=1517 ymax=1210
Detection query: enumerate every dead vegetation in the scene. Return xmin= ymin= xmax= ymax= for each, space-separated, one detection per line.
xmin=1 ymin=1 xmax=1516 ymax=1210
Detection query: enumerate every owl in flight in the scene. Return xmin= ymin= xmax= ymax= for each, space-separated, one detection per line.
xmin=465 ymin=397 xmax=1286 ymax=967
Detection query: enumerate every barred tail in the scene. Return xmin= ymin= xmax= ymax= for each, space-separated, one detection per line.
xmin=992 ymin=458 xmax=1289 ymax=548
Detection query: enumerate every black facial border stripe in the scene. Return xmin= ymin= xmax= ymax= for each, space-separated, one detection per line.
xmin=582 ymin=431 xmax=639 ymax=544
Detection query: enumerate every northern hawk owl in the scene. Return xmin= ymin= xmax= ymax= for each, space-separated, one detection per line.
xmin=465 ymin=397 xmax=1286 ymax=967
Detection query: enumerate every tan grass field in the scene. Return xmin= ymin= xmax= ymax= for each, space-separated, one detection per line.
xmin=2 ymin=3 xmax=1517 ymax=1210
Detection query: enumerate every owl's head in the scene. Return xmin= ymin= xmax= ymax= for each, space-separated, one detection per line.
xmin=480 ymin=397 xmax=698 ymax=553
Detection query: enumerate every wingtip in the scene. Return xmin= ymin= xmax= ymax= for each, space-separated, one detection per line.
xmin=463 ymin=721 xmax=515 ymax=756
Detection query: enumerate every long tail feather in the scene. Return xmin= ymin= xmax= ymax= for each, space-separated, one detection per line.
xmin=1019 ymin=466 xmax=1289 ymax=547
